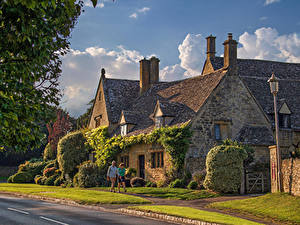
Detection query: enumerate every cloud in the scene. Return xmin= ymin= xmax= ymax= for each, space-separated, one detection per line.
xmin=265 ymin=0 xmax=280 ymax=5
xmin=259 ymin=16 xmax=268 ymax=21
xmin=129 ymin=7 xmax=150 ymax=19
xmin=60 ymin=46 xmax=144 ymax=117
xmin=160 ymin=64 xmax=186 ymax=81
xmin=238 ymin=27 xmax=300 ymax=63
xmin=84 ymin=0 xmax=105 ymax=8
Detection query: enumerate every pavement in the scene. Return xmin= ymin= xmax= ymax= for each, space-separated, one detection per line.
xmin=0 ymin=194 xmax=175 ymax=225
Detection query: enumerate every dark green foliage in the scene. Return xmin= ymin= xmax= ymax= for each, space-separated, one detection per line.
xmin=204 ymin=142 xmax=248 ymax=193
xmin=125 ymin=168 xmax=137 ymax=178
xmin=7 ymin=176 xmax=13 ymax=183
xmin=34 ymin=175 xmax=43 ymax=185
xmin=57 ymin=131 xmax=89 ymax=178
xmin=44 ymin=174 xmax=59 ymax=186
xmin=43 ymin=167 xmax=56 ymax=178
xmin=169 ymin=179 xmax=185 ymax=188
xmin=0 ymin=0 xmax=82 ymax=151
xmin=73 ymin=161 xmax=105 ymax=188
xmin=130 ymin=177 xmax=146 ymax=187
xmin=18 ymin=160 xmax=48 ymax=178
xmin=43 ymin=143 xmax=56 ymax=161
xmin=145 ymin=181 xmax=157 ymax=188
xmin=54 ymin=176 xmax=64 ymax=186
xmin=187 ymin=180 xmax=198 ymax=190
xmin=192 ymin=170 xmax=206 ymax=188
xmin=9 ymin=172 xmax=33 ymax=183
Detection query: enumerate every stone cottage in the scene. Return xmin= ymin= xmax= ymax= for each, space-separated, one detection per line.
xmin=88 ymin=33 xmax=300 ymax=183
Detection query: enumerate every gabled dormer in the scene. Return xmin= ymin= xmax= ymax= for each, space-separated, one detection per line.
xmin=153 ymin=100 xmax=175 ymax=128
xmin=119 ymin=111 xmax=139 ymax=136
xmin=278 ymin=101 xmax=292 ymax=128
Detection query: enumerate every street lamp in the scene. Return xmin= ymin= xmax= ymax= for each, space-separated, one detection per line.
xmin=268 ymin=72 xmax=281 ymax=192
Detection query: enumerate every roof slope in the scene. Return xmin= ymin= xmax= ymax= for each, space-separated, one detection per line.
xmin=209 ymin=57 xmax=300 ymax=129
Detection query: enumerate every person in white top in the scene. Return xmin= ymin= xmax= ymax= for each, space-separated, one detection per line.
xmin=107 ymin=160 xmax=119 ymax=192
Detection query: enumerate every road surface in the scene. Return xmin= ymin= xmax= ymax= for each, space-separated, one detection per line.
xmin=0 ymin=194 xmax=174 ymax=225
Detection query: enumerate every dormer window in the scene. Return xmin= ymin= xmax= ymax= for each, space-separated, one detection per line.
xmin=155 ymin=117 xmax=164 ymax=128
xmin=95 ymin=115 xmax=102 ymax=127
xmin=120 ymin=124 xmax=128 ymax=136
xmin=279 ymin=114 xmax=291 ymax=128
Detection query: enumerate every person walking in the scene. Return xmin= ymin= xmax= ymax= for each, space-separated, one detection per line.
xmin=107 ymin=161 xmax=118 ymax=192
xmin=117 ymin=163 xmax=127 ymax=193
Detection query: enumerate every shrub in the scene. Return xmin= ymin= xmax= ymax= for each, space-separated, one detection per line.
xmin=43 ymin=143 xmax=57 ymax=161
xmin=192 ymin=170 xmax=206 ymax=188
xmin=169 ymin=178 xmax=185 ymax=188
xmin=43 ymin=167 xmax=56 ymax=178
xmin=73 ymin=161 xmax=105 ymax=188
xmin=204 ymin=143 xmax=248 ymax=193
xmin=10 ymin=172 xmax=33 ymax=183
xmin=18 ymin=161 xmax=48 ymax=178
xmin=7 ymin=176 xmax=13 ymax=183
xmin=157 ymin=180 xmax=166 ymax=188
xmin=54 ymin=176 xmax=64 ymax=186
xmin=57 ymin=131 xmax=89 ymax=179
xmin=44 ymin=174 xmax=59 ymax=186
xmin=39 ymin=176 xmax=48 ymax=185
xmin=187 ymin=180 xmax=198 ymax=190
xmin=146 ymin=181 xmax=157 ymax=188
xmin=43 ymin=159 xmax=58 ymax=171
xmin=125 ymin=168 xmax=137 ymax=178
xmin=130 ymin=177 xmax=146 ymax=187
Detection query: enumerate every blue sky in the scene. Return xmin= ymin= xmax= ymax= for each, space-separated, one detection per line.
xmin=60 ymin=0 xmax=300 ymax=117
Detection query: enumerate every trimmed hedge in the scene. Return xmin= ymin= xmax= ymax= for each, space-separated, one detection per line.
xmin=204 ymin=143 xmax=248 ymax=193
xmin=169 ymin=179 xmax=185 ymax=188
xmin=57 ymin=131 xmax=89 ymax=179
xmin=9 ymin=172 xmax=33 ymax=183
xmin=43 ymin=143 xmax=56 ymax=161
xmin=187 ymin=180 xmax=198 ymax=190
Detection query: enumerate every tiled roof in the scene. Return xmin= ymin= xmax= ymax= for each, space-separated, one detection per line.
xmin=103 ymin=78 xmax=140 ymax=123
xmin=122 ymin=110 xmax=142 ymax=125
xmin=210 ymin=57 xmax=300 ymax=129
xmin=235 ymin=125 xmax=275 ymax=146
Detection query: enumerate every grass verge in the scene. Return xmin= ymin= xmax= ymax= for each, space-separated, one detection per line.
xmin=210 ymin=193 xmax=300 ymax=224
xmin=94 ymin=187 xmax=219 ymax=200
xmin=0 ymin=183 xmax=150 ymax=204
xmin=130 ymin=205 xmax=262 ymax=225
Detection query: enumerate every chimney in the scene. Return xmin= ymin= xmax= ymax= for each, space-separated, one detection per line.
xmin=150 ymin=56 xmax=160 ymax=84
xmin=206 ymin=35 xmax=216 ymax=58
xmin=223 ymin=33 xmax=238 ymax=73
xmin=139 ymin=58 xmax=151 ymax=95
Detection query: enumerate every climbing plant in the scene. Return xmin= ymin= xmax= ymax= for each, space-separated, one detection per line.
xmin=85 ymin=124 xmax=192 ymax=173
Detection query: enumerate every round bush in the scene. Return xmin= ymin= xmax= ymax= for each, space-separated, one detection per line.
xmin=44 ymin=174 xmax=59 ymax=186
xmin=130 ymin=177 xmax=146 ymax=187
xmin=18 ymin=161 xmax=48 ymax=178
xmin=204 ymin=144 xmax=248 ymax=193
xmin=169 ymin=179 xmax=185 ymax=188
xmin=11 ymin=172 xmax=33 ymax=183
xmin=43 ymin=143 xmax=57 ymax=161
xmin=187 ymin=180 xmax=198 ymax=190
xmin=73 ymin=161 xmax=105 ymax=188
xmin=57 ymin=131 xmax=89 ymax=178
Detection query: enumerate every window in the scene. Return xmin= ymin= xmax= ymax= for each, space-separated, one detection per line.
xmin=155 ymin=117 xmax=164 ymax=128
xmin=214 ymin=124 xmax=221 ymax=140
xmin=279 ymin=114 xmax=291 ymax=128
xmin=120 ymin=124 xmax=128 ymax=136
xmin=95 ymin=115 xmax=102 ymax=127
xmin=120 ymin=155 xmax=129 ymax=168
xmin=151 ymin=152 xmax=164 ymax=168
xmin=98 ymin=91 xmax=102 ymax=101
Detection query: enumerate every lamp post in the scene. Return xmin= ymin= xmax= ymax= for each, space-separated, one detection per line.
xmin=268 ymin=72 xmax=281 ymax=192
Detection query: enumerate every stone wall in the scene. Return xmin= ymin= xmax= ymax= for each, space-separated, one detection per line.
xmin=186 ymin=73 xmax=271 ymax=175
xmin=0 ymin=166 xmax=18 ymax=177
xmin=118 ymin=143 xmax=171 ymax=182
xmin=281 ymin=158 xmax=300 ymax=196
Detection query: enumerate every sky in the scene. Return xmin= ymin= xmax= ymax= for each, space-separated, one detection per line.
xmin=59 ymin=0 xmax=300 ymax=117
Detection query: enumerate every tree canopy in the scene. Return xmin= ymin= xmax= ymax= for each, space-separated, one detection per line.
xmin=0 ymin=0 xmax=82 ymax=151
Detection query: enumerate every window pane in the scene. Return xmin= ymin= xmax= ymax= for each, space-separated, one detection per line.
xmin=214 ymin=124 xmax=221 ymax=140
xmin=161 ymin=152 xmax=164 ymax=167
xmin=157 ymin=152 xmax=160 ymax=168
xmin=151 ymin=153 xmax=155 ymax=168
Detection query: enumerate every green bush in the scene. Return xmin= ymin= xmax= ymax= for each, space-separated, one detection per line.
xmin=145 ymin=181 xmax=157 ymax=187
xmin=125 ymin=167 xmax=137 ymax=178
xmin=130 ymin=177 xmax=146 ymax=187
xmin=10 ymin=172 xmax=33 ymax=183
xmin=34 ymin=175 xmax=43 ymax=185
xmin=204 ymin=143 xmax=248 ymax=193
xmin=187 ymin=180 xmax=198 ymax=190
xmin=57 ymin=131 xmax=89 ymax=179
xmin=169 ymin=178 xmax=185 ymax=188
xmin=43 ymin=167 xmax=56 ymax=178
xmin=73 ymin=161 xmax=105 ymax=188
xmin=7 ymin=176 xmax=13 ymax=183
xmin=44 ymin=174 xmax=59 ymax=186
xmin=18 ymin=161 xmax=48 ymax=178
xmin=193 ymin=170 xmax=206 ymax=188
xmin=43 ymin=143 xmax=57 ymax=161
xmin=43 ymin=159 xmax=58 ymax=170
xmin=54 ymin=176 xmax=64 ymax=186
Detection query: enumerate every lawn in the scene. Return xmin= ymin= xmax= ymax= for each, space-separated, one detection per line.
xmin=130 ymin=205 xmax=262 ymax=225
xmin=94 ymin=187 xmax=219 ymax=200
xmin=210 ymin=193 xmax=300 ymax=224
xmin=0 ymin=183 xmax=150 ymax=204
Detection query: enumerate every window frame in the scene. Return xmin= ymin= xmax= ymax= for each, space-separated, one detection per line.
xmin=151 ymin=151 xmax=164 ymax=168
xmin=120 ymin=124 xmax=128 ymax=136
xmin=120 ymin=155 xmax=129 ymax=168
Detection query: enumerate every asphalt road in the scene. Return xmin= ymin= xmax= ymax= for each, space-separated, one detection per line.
xmin=0 ymin=194 xmax=174 ymax=225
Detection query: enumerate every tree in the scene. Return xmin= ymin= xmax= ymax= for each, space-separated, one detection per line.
xmin=76 ymin=99 xmax=94 ymax=129
xmin=0 ymin=0 xmax=82 ymax=151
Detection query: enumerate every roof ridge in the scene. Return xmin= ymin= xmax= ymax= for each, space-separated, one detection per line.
xmin=214 ymin=56 xmax=300 ymax=65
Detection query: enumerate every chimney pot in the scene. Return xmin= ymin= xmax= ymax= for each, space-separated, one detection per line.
xmin=228 ymin=33 xmax=233 ymax=40
xmin=206 ymin=35 xmax=216 ymax=58
xmin=223 ymin=33 xmax=238 ymax=74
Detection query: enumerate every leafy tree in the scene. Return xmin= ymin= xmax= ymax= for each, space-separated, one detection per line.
xmin=0 ymin=0 xmax=82 ymax=151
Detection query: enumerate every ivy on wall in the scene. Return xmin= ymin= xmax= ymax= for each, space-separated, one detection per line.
xmin=85 ymin=124 xmax=192 ymax=172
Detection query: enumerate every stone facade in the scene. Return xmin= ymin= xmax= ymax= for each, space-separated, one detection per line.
xmin=281 ymin=158 xmax=300 ymax=196
xmin=187 ymin=72 xmax=272 ymax=174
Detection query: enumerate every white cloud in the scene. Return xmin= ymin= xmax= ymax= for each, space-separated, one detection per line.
xmin=265 ymin=0 xmax=280 ymax=5
xmin=160 ymin=64 xmax=185 ymax=81
xmin=84 ymin=0 xmax=105 ymax=8
xmin=238 ymin=27 xmax=300 ymax=63
xmin=60 ymin=46 xmax=144 ymax=117
xmin=129 ymin=7 xmax=150 ymax=19
xmin=259 ymin=16 xmax=268 ymax=21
